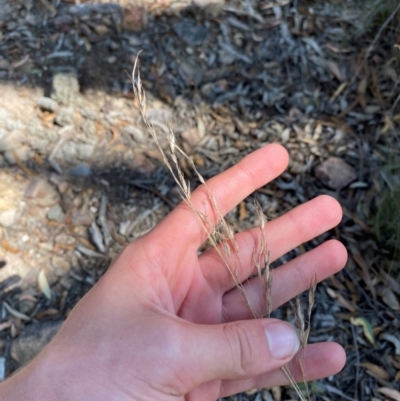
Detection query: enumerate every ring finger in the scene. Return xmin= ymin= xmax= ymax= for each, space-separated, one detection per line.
xmin=221 ymin=240 xmax=347 ymax=322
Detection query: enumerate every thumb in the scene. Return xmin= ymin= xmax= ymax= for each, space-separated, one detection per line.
xmin=183 ymin=318 xmax=300 ymax=387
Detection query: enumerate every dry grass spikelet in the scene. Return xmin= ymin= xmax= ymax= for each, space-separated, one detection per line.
xmin=132 ymin=55 xmax=316 ymax=401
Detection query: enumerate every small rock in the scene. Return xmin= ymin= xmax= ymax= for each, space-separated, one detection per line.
xmin=0 ymin=171 xmax=25 ymax=227
xmin=55 ymin=107 xmax=74 ymax=126
xmin=181 ymin=127 xmax=201 ymax=148
xmin=19 ymin=299 xmax=36 ymax=314
xmin=0 ymin=208 xmax=19 ymax=227
xmin=51 ymin=72 xmax=80 ymax=106
xmin=315 ymin=157 xmax=357 ymax=190
xmin=80 ymin=108 xmax=98 ymax=120
xmin=218 ymin=49 xmax=236 ymax=65
xmin=178 ymin=60 xmax=203 ymax=86
xmin=24 ymin=177 xmax=44 ymax=198
xmin=121 ymin=125 xmax=145 ymax=142
xmin=69 ymin=163 xmax=92 ymax=177
xmin=53 ymin=14 xmax=74 ymax=28
xmin=5 ymin=21 xmax=17 ymax=30
xmin=61 ymin=141 xmax=79 ymax=162
xmin=109 ymin=41 xmax=119 ymax=51
xmin=54 ymin=232 xmax=75 ymax=247
xmin=4 ymin=145 xmax=32 ymax=165
xmin=106 ymin=56 xmax=117 ymax=64
xmin=94 ymin=24 xmax=108 ymax=35
xmin=123 ymin=6 xmax=148 ymax=31
xmin=58 ymin=182 xmax=69 ymax=194
xmin=25 ymin=178 xmax=59 ymax=207
xmin=51 ymin=256 xmax=70 ymax=277
xmin=0 ymin=130 xmax=23 ymax=152
xmin=47 ymin=205 xmax=65 ymax=223
xmin=37 ymin=97 xmax=58 ymax=113
xmin=10 ymin=320 xmax=63 ymax=366
xmin=77 ymin=144 xmax=95 ymax=160
xmin=173 ymin=20 xmax=209 ymax=46
xmin=71 ymin=210 xmax=93 ymax=227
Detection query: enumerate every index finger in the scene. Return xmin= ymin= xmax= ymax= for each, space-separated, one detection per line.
xmin=148 ymin=144 xmax=289 ymax=250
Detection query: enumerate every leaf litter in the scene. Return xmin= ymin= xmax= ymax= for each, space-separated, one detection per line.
xmin=0 ymin=0 xmax=399 ymax=399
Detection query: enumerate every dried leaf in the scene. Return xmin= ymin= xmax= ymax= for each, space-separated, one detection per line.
xmin=272 ymin=386 xmax=281 ymax=401
xmin=0 ymin=321 xmax=12 ymax=331
xmin=382 ymin=289 xmax=400 ymax=311
xmin=378 ymin=388 xmax=400 ymax=401
xmin=1 ymin=239 xmax=19 ymax=254
xmin=358 ymin=77 xmax=367 ymax=110
xmin=352 ymin=253 xmax=377 ymax=302
xmin=326 ymin=60 xmax=344 ymax=82
xmin=38 ymin=269 xmax=52 ymax=300
xmin=330 ymin=82 xmax=348 ymax=102
xmin=35 ymin=308 xmax=59 ymax=320
xmin=382 ymin=115 xmax=393 ymax=134
xmin=197 ymin=116 xmax=206 ymax=139
xmin=381 ymin=333 xmax=400 ymax=355
xmin=350 ymin=317 xmax=375 ymax=346
xmin=381 ymin=270 xmax=400 ymax=296
xmin=360 ymin=362 xmax=390 ymax=380
xmin=337 ymin=294 xmax=356 ymax=312
xmin=238 ymin=201 xmax=248 ymax=221
xmin=395 ymin=371 xmax=400 ymax=382
xmin=3 ymin=302 xmax=30 ymax=321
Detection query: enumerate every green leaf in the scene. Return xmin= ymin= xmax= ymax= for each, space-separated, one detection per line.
xmin=350 ymin=317 xmax=376 ymax=346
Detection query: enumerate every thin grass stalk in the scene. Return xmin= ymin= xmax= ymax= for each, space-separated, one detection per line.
xmin=132 ymin=55 xmax=316 ymax=401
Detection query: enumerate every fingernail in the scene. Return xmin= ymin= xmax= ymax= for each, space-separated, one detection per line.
xmin=265 ymin=322 xmax=300 ymax=360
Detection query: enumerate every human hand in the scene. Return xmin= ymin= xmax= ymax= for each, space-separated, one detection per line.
xmin=0 ymin=144 xmax=347 ymax=401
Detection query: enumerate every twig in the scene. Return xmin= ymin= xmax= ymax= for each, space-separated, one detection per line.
xmin=351 ymin=324 xmax=360 ymax=400
xmin=98 ymin=196 xmax=113 ymax=248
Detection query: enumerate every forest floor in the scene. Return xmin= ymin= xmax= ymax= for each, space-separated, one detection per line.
xmin=0 ymin=0 xmax=399 ymax=400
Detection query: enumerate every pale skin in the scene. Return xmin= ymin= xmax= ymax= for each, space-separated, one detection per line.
xmin=0 ymin=144 xmax=347 ymax=401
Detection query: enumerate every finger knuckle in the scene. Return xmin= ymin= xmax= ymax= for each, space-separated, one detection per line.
xmin=224 ymin=322 xmax=256 ymax=376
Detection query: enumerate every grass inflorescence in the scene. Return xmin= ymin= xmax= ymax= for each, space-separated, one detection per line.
xmin=132 ymin=56 xmax=316 ymax=400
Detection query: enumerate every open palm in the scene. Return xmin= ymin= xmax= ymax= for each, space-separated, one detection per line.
xmin=1 ymin=144 xmax=347 ymax=401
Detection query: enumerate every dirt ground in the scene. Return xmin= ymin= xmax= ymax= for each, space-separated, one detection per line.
xmin=0 ymin=0 xmax=400 ymax=400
